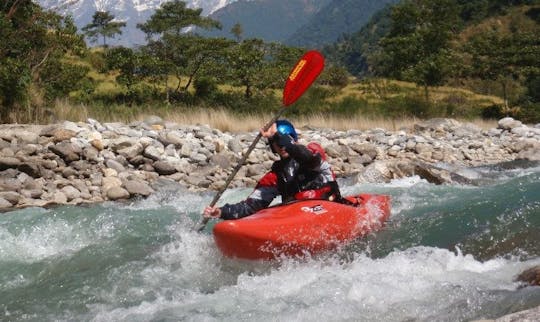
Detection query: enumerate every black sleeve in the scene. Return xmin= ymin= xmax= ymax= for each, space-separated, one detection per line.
xmin=220 ymin=197 xmax=271 ymax=220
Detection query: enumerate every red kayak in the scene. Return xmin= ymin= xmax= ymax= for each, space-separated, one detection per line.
xmin=213 ymin=194 xmax=391 ymax=260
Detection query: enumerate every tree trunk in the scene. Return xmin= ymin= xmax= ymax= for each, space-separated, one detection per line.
xmin=502 ymin=80 xmax=509 ymax=115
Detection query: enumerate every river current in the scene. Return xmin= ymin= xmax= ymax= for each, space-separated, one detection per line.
xmin=1 ymin=164 xmax=539 ymax=321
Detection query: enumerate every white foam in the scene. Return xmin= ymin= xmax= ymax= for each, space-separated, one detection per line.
xmin=86 ymin=246 xmax=538 ymax=321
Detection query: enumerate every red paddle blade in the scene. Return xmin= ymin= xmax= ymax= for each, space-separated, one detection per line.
xmin=283 ymin=50 xmax=325 ymax=106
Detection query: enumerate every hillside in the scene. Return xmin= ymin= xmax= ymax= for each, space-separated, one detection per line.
xmin=328 ymin=0 xmax=540 ymax=78
xmin=324 ymin=0 xmax=540 ymax=122
xmin=285 ymin=0 xmax=398 ymax=48
xmin=199 ymin=0 xmax=331 ymax=42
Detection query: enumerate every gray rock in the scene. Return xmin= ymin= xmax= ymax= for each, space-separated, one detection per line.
xmin=164 ymin=131 xmax=184 ymax=146
xmin=106 ymin=159 xmax=125 ymax=172
xmin=0 ymin=197 xmax=12 ymax=209
xmin=153 ymin=161 xmax=177 ymax=175
xmin=83 ymin=146 xmax=101 ymax=162
xmin=488 ymin=305 xmax=540 ymax=322
xmin=0 ymin=191 xmax=20 ymax=205
xmin=18 ymin=162 xmax=41 ymax=178
xmin=52 ymin=191 xmax=68 ymax=204
xmin=498 ymin=117 xmax=523 ymax=130
xmin=210 ymin=153 xmax=232 ymax=169
xmin=124 ymin=180 xmax=154 ymax=197
xmin=350 ymin=143 xmax=378 ymax=159
xmin=144 ymin=115 xmax=164 ymax=126
xmin=61 ymin=185 xmax=81 ymax=201
xmin=21 ymin=189 xmax=43 ymax=199
xmin=49 ymin=142 xmax=82 ymax=162
xmin=106 ymin=186 xmax=130 ymax=200
xmin=117 ymin=143 xmax=144 ymax=160
xmin=143 ymin=145 xmax=163 ymax=161
xmin=0 ymin=157 xmax=21 ymax=171
xmin=516 ymin=265 xmax=540 ymax=287
xmin=228 ymin=138 xmax=243 ymax=154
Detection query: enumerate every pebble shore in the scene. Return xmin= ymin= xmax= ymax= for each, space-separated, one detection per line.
xmin=0 ymin=116 xmax=539 ymax=210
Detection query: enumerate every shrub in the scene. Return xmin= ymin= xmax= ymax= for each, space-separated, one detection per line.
xmin=482 ymin=104 xmax=504 ymax=119
xmin=194 ymin=77 xmax=218 ymax=98
xmin=517 ymin=103 xmax=540 ymax=124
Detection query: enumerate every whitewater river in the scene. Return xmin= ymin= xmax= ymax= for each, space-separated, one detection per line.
xmin=1 ymin=165 xmax=539 ymax=321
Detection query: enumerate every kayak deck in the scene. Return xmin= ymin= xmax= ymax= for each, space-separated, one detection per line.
xmin=213 ymin=194 xmax=391 ymax=260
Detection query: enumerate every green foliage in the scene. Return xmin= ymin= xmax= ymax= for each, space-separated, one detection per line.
xmin=379 ymin=95 xmax=443 ymax=118
xmin=40 ymin=60 xmax=93 ymax=101
xmin=137 ymin=0 xmax=221 ymax=38
xmin=0 ymin=58 xmax=30 ymax=110
xmin=82 ymin=11 xmax=126 ymax=47
xmin=223 ymin=39 xmax=268 ymax=98
xmin=482 ymin=104 xmax=505 ymax=119
xmin=230 ymin=23 xmax=243 ymax=42
xmin=377 ymin=0 xmax=460 ymax=90
xmin=194 ymin=77 xmax=218 ymax=98
xmin=135 ymin=2 xmax=225 ymax=103
xmin=318 ymin=66 xmax=350 ymax=88
xmin=324 ymin=5 xmax=394 ymax=76
xmin=325 ymin=0 xmax=540 ymax=122
xmin=0 ymin=0 xmax=89 ymax=122
xmin=517 ymin=102 xmax=540 ymax=123
xmin=105 ymin=47 xmax=136 ymax=83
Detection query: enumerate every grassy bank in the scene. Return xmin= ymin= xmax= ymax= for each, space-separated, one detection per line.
xmin=25 ymin=75 xmax=504 ymax=133
xmin=46 ymin=99 xmax=497 ymax=133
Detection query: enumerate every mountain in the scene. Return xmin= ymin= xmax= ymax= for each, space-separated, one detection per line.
xmin=37 ymin=0 xmax=239 ymax=46
xmin=199 ymin=0 xmax=331 ymax=42
xmin=323 ymin=4 xmax=395 ymax=76
xmin=285 ymin=0 xmax=399 ymax=48
xmin=37 ymin=0 xmax=401 ymax=49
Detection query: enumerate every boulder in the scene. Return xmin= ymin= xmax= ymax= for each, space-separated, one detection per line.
xmin=153 ymin=161 xmax=177 ymax=175
xmin=106 ymin=186 xmax=130 ymax=200
xmin=49 ymin=142 xmax=82 ymax=162
xmin=124 ymin=180 xmax=154 ymax=197
xmin=516 ymin=265 xmax=540 ymax=287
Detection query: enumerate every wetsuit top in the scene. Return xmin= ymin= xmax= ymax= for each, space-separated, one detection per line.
xmin=220 ymin=132 xmax=339 ymax=220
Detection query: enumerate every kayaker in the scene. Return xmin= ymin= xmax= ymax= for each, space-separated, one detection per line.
xmin=203 ymin=119 xmax=342 ymax=220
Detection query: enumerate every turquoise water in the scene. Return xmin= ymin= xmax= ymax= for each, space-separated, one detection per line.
xmin=1 ymin=166 xmax=539 ymax=321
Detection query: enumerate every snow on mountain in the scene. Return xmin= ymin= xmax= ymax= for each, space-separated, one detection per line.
xmin=37 ymin=0 xmax=240 ymax=46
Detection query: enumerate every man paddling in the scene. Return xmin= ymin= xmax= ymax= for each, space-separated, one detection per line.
xmin=204 ymin=119 xmax=341 ymax=220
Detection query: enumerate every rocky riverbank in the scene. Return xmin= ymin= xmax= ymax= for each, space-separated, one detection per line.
xmin=0 ymin=116 xmax=539 ymax=210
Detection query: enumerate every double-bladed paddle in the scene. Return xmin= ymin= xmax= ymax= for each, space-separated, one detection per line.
xmin=194 ymin=50 xmax=325 ymax=232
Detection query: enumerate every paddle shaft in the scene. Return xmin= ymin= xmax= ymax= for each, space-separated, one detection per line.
xmin=194 ymin=108 xmax=286 ymax=232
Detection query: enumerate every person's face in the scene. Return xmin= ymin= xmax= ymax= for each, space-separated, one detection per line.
xmin=272 ymin=141 xmax=289 ymax=158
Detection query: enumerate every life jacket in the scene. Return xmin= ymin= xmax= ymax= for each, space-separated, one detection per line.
xmin=292 ymin=142 xmax=341 ymax=201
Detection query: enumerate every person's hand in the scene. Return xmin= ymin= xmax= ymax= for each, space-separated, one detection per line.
xmin=261 ymin=123 xmax=277 ymax=138
xmin=203 ymin=206 xmax=221 ymax=219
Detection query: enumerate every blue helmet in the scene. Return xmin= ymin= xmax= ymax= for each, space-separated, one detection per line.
xmin=275 ymin=120 xmax=298 ymax=142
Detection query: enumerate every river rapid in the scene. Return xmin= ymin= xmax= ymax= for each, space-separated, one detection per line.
xmin=1 ymin=165 xmax=539 ymax=322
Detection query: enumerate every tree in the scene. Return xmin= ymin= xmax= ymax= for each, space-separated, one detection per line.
xmin=1 ymin=0 xmax=88 ymax=122
xmin=376 ymin=0 xmax=460 ymax=101
xmin=105 ymin=47 xmax=140 ymax=99
xmin=137 ymin=0 xmax=223 ymax=102
xmin=225 ymin=39 xmax=267 ymax=99
xmin=137 ymin=0 xmax=221 ymax=39
xmin=231 ymin=23 xmax=243 ymax=42
xmin=466 ymin=29 xmax=540 ymax=114
xmin=82 ymin=11 xmax=126 ymax=47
